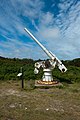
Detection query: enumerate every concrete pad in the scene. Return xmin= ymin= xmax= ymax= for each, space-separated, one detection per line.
xmin=35 ymin=80 xmax=63 ymax=88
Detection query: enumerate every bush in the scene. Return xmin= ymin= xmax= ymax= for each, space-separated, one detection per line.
xmin=0 ymin=57 xmax=80 ymax=83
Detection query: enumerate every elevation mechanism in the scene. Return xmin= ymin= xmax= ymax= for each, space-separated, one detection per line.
xmin=24 ymin=28 xmax=67 ymax=85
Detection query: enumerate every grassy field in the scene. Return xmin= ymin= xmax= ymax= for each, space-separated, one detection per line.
xmin=0 ymin=80 xmax=80 ymax=120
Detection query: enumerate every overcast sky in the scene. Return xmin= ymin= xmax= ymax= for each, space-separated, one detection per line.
xmin=0 ymin=0 xmax=80 ymax=60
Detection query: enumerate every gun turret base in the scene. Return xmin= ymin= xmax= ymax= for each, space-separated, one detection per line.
xmin=35 ymin=68 xmax=62 ymax=87
xmin=42 ymin=69 xmax=53 ymax=82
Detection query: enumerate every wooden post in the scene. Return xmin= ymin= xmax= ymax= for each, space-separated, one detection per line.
xmin=20 ymin=67 xmax=24 ymax=89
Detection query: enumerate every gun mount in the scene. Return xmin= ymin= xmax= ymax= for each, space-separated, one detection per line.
xmin=24 ymin=28 xmax=67 ymax=85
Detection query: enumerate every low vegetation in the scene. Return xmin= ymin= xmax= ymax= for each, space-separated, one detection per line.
xmin=0 ymin=56 xmax=80 ymax=83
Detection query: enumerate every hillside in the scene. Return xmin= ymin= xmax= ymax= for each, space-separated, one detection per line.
xmin=0 ymin=56 xmax=80 ymax=83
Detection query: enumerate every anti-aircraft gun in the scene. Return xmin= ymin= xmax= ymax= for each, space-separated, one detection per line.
xmin=24 ymin=28 xmax=67 ymax=84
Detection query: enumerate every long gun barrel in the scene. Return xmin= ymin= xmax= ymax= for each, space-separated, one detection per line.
xmin=24 ymin=28 xmax=67 ymax=72
xmin=24 ymin=28 xmax=55 ymax=60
